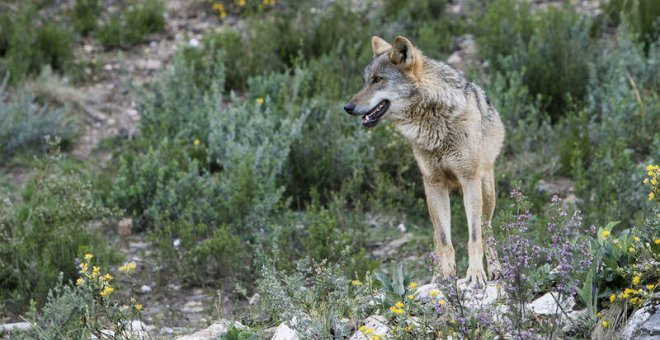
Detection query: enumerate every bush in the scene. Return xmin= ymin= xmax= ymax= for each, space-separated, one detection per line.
xmin=0 ymin=144 xmax=120 ymax=315
xmin=72 ymin=0 xmax=101 ymax=35
xmin=1 ymin=4 xmax=76 ymax=83
xmin=0 ymin=82 xmax=74 ymax=162
xmin=478 ymin=1 xmax=593 ymax=119
xmin=98 ymin=0 xmax=165 ymax=49
xmin=603 ymin=0 xmax=660 ymax=50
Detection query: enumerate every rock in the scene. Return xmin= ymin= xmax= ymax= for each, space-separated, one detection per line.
xmin=271 ymin=322 xmax=300 ymax=340
xmin=140 ymin=285 xmax=152 ymax=294
xmin=447 ymin=51 xmax=463 ymax=68
xmin=136 ymin=59 xmax=162 ymax=71
xmin=372 ymin=233 xmax=413 ymax=257
xmin=349 ymin=315 xmax=390 ymax=340
xmin=249 ymin=293 xmax=260 ymax=305
xmin=181 ymin=300 xmax=204 ymax=313
xmin=83 ymin=44 xmax=94 ymax=53
xmin=397 ymin=223 xmax=406 ymax=233
xmin=414 ymin=283 xmax=444 ymax=302
xmin=118 ymin=218 xmax=133 ymax=236
xmin=188 ymin=38 xmax=200 ymax=48
xmin=537 ymin=179 xmax=574 ymax=195
xmin=621 ymin=301 xmax=660 ymax=340
xmin=528 ymin=292 xmax=575 ymax=316
xmin=90 ymin=329 xmax=115 ymax=339
xmin=0 ymin=322 xmax=32 ymax=333
xmin=177 ymin=320 xmax=245 ymax=340
xmin=160 ymin=327 xmax=174 ymax=335
xmin=414 ymin=281 xmax=502 ymax=309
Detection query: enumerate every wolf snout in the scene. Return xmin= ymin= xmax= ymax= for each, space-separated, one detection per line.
xmin=344 ymin=102 xmax=356 ymax=115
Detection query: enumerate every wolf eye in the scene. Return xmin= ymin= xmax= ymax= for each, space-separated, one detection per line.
xmin=372 ymin=76 xmax=383 ymax=84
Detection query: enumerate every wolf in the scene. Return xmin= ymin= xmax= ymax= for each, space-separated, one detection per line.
xmin=344 ymin=36 xmax=505 ymax=284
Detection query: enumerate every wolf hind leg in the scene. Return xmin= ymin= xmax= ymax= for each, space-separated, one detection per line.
xmin=482 ymin=168 xmax=502 ymax=280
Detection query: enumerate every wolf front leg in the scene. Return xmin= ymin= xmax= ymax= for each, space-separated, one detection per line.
xmin=482 ymin=168 xmax=502 ymax=279
xmin=461 ymin=177 xmax=487 ymax=285
xmin=423 ymin=178 xmax=456 ymax=279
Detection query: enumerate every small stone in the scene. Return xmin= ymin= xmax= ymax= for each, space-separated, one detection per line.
xmin=104 ymin=64 xmax=113 ymax=71
xmin=181 ymin=300 xmax=204 ymax=313
xmin=349 ymin=315 xmax=389 ymax=340
xmin=160 ymin=327 xmax=174 ymax=335
xmin=0 ymin=322 xmax=32 ymax=332
xmin=271 ymin=322 xmax=300 ymax=340
xmin=140 ymin=285 xmax=152 ymax=294
xmin=83 ymin=45 xmax=94 ymax=53
xmin=188 ymin=38 xmax=200 ymax=48
xmin=249 ymin=293 xmax=260 ymax=305
xmin=177 ymin=320 xmax=244 ymax=340
xmin=118 ymin=218 xmax=133 ymax=236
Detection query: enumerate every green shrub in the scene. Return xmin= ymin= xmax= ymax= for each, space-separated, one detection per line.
xmin=72 ymin=0 xmax=101 ymax=35
xmin=603 ymin=0 xmax=660 ymax=50
xmin=1 ymin=4 xmax=76 ymax=83
xmin=0 ymin=145 xmax=120 ymax=315
xmin=98 ymin=0 xmax=165 ymax=49
xmin=478 ymin=1 xmax=593 ymax=119
xmin=0 ymin=82 xmax=74 ymax=162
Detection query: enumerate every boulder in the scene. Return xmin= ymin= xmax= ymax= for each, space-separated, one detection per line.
xmin=621 ymin=301 xmax=659 ymax=340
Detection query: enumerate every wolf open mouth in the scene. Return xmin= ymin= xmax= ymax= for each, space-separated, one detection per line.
xmin=361 ymin=100 xmax=389 ymax=128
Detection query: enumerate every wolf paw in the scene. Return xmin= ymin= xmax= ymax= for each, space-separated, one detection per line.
xmin=465 ymin=266 xmax=487 ymax=286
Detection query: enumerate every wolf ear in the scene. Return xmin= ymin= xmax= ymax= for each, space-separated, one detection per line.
xmin=390 ymin=36 xmax=420 ymax=73
xmin=371 ymin=36 xmax=392 ymax=58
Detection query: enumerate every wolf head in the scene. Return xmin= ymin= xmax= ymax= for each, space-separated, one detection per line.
xmin=344 ymin=36 xmax=422 ymax=128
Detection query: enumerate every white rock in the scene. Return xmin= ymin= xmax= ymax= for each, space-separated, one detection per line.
xmin=0 ymin=322 xmax=32 ymax=332
xmin=140 ymin=285 xmax=152 ymax=294
xmin=414 ymin=281 xmax=502 ymax=309
xmin=397 ymin=223 xmax=406 ymax=232
xmin=181 ymin=300 xmax=204 ymax=313
xmin=249 ymin=293 xmax=260 ymax=305
xmin=349 ymin=315 xmax=389 ymax=340
xmin=271 ymin=322 xmax=300 ymax=340
xmin=414 ymin=283 xmax=445 ymax=302
xmin=621 ymin=299 xmax=660 ymax=340
xmin=188 ymin=38 xmax=200 ymax=48
xmin=160 ymin=327 xmax=174 ymax=335
xmin=177 ymin=320 xmax=244 ymax=340
xmin=372 ymin=233 xmax=413 ymax=257
xmin=527 ymin=292 xmax=575 ymax=316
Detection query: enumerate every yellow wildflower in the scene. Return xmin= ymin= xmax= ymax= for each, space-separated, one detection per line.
xmin=84 ymin=253 xmax=94 ymax=261
xmin=134 ymin=303 xmax=142 ymax=312
xmin=120 ymin=262 xmax=137 ymax=273
xmin=609 ymin=294 xmax=615 ymax=303
xmin=255 ymin=97 xmax=264 ymax=105
xmin=438 ymin=299 xmax=446 ymax=305
xmin=263 ymin=0 xmax=276 ymax=5
xmin=633 ymin=276 xmax=640 ymax=285
xmin=351 ymin=279 xmax=362 ymax=286
xmin=213 ymin=3 xmax=227 ymax=19
xmin=194 ymin=138 xmax=200 ymax=146
xmin=407 ymin=294 xmax=415 ymax=300
xmin=597 ymin=311 xmax=601 ymax=318
xmin=76 ymin=278 xmax=85 ymax=286
xmin=647 ymin=284 xmax=655 ymax=290
xmin=371 ymin=336 xmax=381 ymax=340
xmin=629 ymin=246 xmax=636 ymax=253
xmin=364 ymin=328 xmax=373 ymax=335
xmin=630 ymin=297 xmax=640 ymax=304
xmin=91 ymin=266 xmax=100 ymax=278
xmin=100 ymin=286 xmax=114 ymax=297
xmin=654 ymin=239 xmax=660 ymax=245
xmin=236 ymin=0 xmax=246 ymax=6
xmin=103 ymin=273 xmax=113 ymax=282
xmin=408 ymin=282 xmax=417 ymax=289
xmin=395 ymin=301 xmax=404 ymax=308
xmin=634 ymin=236 xmax=640 ymax=242
xmin=429 ymin=290 xmax=438 ymax=297
xmin=650 ymin=192 xmax=655 ymax=200
xmin=601 ymin=230 xmax=610 ymax=238
xmin=602 ymin=320 xmax=608 ymax=328
xmin=358 ymin=326 xmax=366 ymax=333
xmin=648 ymin=164 xmax=655 ymax=171
xmin=79 ymin=262 xmax=88 ymax=273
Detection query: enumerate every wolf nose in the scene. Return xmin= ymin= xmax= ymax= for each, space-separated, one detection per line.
xmin=344 ymin=103 xmax=356 ymax=115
